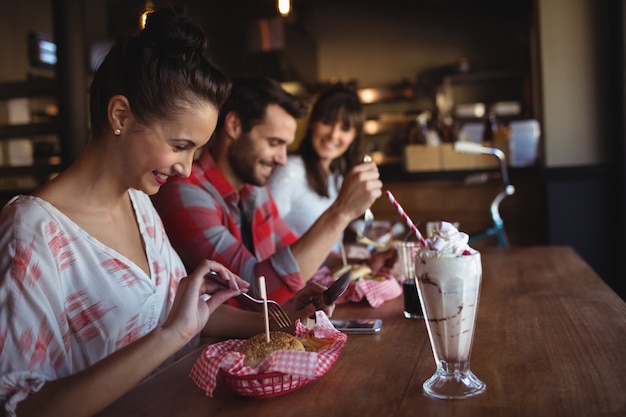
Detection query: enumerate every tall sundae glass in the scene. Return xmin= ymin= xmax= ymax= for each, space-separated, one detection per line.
xmin=415 ymin=221 xmax=486 ymax=399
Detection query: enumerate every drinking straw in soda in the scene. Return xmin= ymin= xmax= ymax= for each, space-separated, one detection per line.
xmin=385 ymin=190 xmax=426 ymax=245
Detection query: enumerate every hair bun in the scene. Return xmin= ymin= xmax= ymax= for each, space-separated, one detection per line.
xmin=141 ymin=8 xmax=206 ymax=55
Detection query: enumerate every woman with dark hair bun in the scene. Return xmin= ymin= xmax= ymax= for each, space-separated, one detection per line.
xmin=0 ymin=8 xmax=326 ymax=417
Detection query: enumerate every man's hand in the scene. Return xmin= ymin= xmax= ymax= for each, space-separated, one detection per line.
xmin=282 ymin=281 xmax=335 ymax=323
xmin=368 ymin=248 xmax=398 ymax=275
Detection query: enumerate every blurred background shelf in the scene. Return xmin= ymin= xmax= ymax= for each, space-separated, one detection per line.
xmin=0 ymin=77 xmax=61 ymax=204
xmin=0 ymin=121 xmax=58 ymax=138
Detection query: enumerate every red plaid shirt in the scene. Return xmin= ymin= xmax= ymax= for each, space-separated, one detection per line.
xmin=152 ymin=149 xmax=302 ymax=304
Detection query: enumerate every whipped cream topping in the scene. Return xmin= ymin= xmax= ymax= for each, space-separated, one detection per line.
xmin=421 ymin=221 xmax=475 ymax=257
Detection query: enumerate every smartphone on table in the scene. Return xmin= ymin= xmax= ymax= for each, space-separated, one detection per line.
xmin=330 ymin=319 xmax=383 ymax=334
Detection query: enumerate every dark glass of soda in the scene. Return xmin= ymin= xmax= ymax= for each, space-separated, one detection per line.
xmin=403 ymin=279 xmax=423 ymax=318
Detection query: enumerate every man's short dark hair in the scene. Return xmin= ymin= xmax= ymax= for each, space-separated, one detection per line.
xmin=216 ymin=77 xmax=307 ymax=133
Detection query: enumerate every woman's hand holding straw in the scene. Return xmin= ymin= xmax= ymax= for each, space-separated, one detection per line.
xmin=385 ymin=190 xmax=426 ymax=245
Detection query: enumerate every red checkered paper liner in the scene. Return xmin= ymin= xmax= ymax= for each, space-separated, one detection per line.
xmin=311 ymin=267 xmax=402 ymax=308
xmin=190 ymin=311 xmax=347 ymax=397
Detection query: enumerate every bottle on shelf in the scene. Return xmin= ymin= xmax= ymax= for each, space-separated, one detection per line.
xmin=481 ymin=112 xmax=495 ymax=145
xmin=406 ymin=112 xmax=429 ymax=145
xmin=493 ymin=121 xmax=511 ymax=164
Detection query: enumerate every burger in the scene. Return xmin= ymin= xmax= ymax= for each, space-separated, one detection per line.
xmin=236 ymin=331 xmax=335 ymax=367
xmin=236 ymin=331 xmax=305 ymax=367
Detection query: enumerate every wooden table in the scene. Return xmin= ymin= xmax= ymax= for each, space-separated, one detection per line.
xmin=96 ymin=246 xmax=626 ymax=417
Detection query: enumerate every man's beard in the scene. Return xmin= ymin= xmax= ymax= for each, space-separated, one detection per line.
xmin=227 ymin=133 xmax=273 ymax=187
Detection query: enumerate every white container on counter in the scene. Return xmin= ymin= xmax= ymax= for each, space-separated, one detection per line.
xmin=508 ymin=120 xmax=540 ymax=167
xmin=457 ymin=119 xmax=540 ymax=167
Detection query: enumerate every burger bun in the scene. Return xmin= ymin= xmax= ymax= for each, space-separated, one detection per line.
xmin=236 ymin=331 xmax=305 ymax=367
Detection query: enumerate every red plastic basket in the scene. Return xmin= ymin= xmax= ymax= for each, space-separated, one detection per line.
xmin=190 ymin=314 xmax=347 ymax=398
xmin=219 ymin=370 xmax=311 ymax=399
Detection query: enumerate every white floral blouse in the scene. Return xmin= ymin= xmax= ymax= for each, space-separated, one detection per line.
xmin=0 ymin=190 xmax=192 ymax=416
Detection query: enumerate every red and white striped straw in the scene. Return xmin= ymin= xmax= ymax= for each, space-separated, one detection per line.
xmin=385 ymin=190 xmax=426 ymax=245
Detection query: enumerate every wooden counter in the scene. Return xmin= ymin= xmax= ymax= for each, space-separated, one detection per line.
xmin=96 ymin=246 xmax=626 ymax=417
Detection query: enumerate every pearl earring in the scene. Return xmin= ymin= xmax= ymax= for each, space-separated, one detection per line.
xmin=114 ymin=129 xmax=121 ymax=136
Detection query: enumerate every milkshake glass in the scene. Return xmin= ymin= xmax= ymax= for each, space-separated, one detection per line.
xmin=415 ymin=224 xmax=485 ymax=399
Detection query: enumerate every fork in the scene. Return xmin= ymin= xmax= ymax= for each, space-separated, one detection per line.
xmin=362 ymin=154 xmax=375 ymax=237
xmin=204 ymin=271 xmax=292 ymax=328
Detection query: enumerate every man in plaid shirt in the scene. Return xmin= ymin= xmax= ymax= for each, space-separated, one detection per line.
xmin=152 ymin=78 xmax=383 ymax=304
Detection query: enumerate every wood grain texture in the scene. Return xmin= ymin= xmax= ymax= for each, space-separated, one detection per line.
xmin=96 ymin=246 xmax=626 ymax=417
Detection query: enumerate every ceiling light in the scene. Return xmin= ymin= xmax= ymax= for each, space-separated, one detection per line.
xmin=277 ymin=0 xmax=291 ymax=17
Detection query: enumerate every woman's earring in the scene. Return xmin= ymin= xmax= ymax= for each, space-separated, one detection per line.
xmin=114 ymin=129 xmax=121 ymax=136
